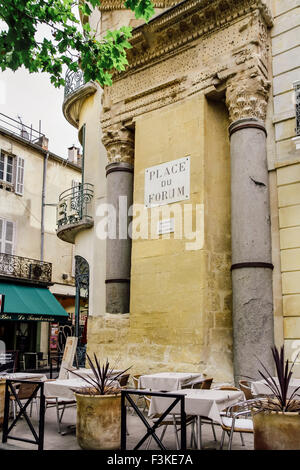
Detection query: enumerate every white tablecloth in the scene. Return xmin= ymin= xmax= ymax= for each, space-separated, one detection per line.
xmin=44 ymin=378 xmax=94 ymax=399
xmin=0 ymin=372 xmax=47 ymax=381
xmin=44 ymin=378 xmax=120 ymax=400
xmin=149 ymin=389 xmax=244 ymax=424
xmin=139 ymin=372 xmax=204 ymax=391
xmin=252 ymin=377 xmax=300 ymax=398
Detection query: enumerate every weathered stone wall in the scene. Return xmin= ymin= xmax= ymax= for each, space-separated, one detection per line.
xmin=88 ymin=94 xmax=233 ymax=382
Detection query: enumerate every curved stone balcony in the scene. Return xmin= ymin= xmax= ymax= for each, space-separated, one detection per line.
xmin=56 ymin=183 xmax=94 ymax=244
xmin=63 ymin=69 xmax=97 ymax=128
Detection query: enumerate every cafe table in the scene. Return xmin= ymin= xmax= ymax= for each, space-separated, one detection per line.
xmin=139 ymin=372 xmax=204 ymax=391
xmin=44 ymin=378 xmax=94 ymax=400
xmin=149 ymin=388 xmax=245 ymax=449
xmin=44 ymin=377 xmax=120 ymax=400
xmin=0 ymin=372 xmax=47 ymax=381
xmin=251 ymin=377 xmax=300 ymax=398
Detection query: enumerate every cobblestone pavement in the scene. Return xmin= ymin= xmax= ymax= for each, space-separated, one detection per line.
xmin=0 ymin=403 xmax=253 ymax=451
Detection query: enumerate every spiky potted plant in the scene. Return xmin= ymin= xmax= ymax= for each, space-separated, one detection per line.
xmin=69 ymin=354 xmax=131 ymax=450
xmin=252 ymin=345 xmax=300 ymax=450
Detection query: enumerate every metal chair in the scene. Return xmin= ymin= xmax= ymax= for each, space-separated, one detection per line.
xmin=220 ymin=399 xmax=256 ymax=450
xmin=183 ymin=376 xmax=217 ymax=444
xmin=144 ymin=395 xmax=196 ymax=450
xmin=44 ymin=380 xmax=76 ymax=433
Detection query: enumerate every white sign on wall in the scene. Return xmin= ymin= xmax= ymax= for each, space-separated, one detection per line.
xmin=144 ymin=157 xmax=190 ymax=208
xmin=157 ymin=218 xmax=175 ymax=235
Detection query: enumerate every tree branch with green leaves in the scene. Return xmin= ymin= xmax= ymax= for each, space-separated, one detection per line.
xmin=0 ymin=0 xmax=155 ymax=87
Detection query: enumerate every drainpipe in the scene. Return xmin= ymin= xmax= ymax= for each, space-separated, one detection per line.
xmin=41 ymin=151 xmax=49 ymax=261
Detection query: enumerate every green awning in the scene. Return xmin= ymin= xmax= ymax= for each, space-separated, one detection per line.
xmin=0 ymin=282 xmax=69 ymax=322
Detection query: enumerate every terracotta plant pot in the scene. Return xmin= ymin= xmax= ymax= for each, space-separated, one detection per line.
xmin=75 ymin=392 xmax=121 ymax=450
xmin=253 ymin=411 xmax=300 ymax=450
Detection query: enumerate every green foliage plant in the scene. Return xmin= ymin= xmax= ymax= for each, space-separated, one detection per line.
xmin=0 ymin=0 xmax=155 ymax=87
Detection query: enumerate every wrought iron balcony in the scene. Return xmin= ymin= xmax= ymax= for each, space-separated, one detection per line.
xmin=64 ymin=69 xmax=85 ymax=99
xmin=63 ymin=69 xmax=97 ymax=128
xmin=56 ymin=183 xmax=94 ymax=243
xmin=0 ymin=253 xmax=52 ymax=284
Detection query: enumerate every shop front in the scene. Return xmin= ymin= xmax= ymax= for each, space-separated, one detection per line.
xmin=0 ymin=282 xmax=69 ymax=371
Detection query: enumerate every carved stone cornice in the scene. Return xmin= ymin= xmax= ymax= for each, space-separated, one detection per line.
xmin=102 ymin=125 xmax=134 ymax=165
xmin=226 ymin=68 xmax=270 ymax=123
xmin=99 ymin=0 xmax=179 ymax=10
xmin=101 ymin=0 xmax=272 ymax=131
xmin=111 ymin=0 xmax=273 ymax=79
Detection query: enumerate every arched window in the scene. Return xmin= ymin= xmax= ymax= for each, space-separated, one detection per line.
xmin=75 ymin=255 xmax=89 ymax=366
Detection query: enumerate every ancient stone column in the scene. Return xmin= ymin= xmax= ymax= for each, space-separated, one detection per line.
xmin=226 ymin=71 xmax=274 ymax=383
xmin=102 ymin=125 xmax=134 ymax=313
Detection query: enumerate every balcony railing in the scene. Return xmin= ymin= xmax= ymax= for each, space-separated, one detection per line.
xmin=64 ymin=69 xmax=85 ymax=99
xmin=0 ymin=113 xmax=45 ymax=145
xmin=0 ymin=253 xmax=52 ymax=284
xmin=57 ymin=183 xmax=94 ymax=229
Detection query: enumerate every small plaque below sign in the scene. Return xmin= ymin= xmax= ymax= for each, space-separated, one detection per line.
xmin=157 ymin=218 xmax=175 ymax=235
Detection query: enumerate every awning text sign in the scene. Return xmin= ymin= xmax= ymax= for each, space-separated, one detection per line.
xmin=0 ymin=313 xmax=62 ymax=322
xmin=144 ymin=157 xmax=190 ymax=208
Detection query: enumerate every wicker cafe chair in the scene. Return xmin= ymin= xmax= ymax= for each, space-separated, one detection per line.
xmin=220 ymin=399 xmax=256 ymax=450
xmin=144 ymin=395 xmax=196 ymax=450
xmin=9 ymin=382 xmax=39 ymax=419
xmin=239 ymin=380 xmax=254 ymax=400
xmin=129 ymin=374 xmax=147 ymax=412
xmin=117 ymin=374 xmax=130 ymax=387
xmin=183 ymin=377 xmax=214 ymax=390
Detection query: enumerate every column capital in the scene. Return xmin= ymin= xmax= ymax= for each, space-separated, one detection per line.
xmin=226 ymin=69 xmax=271 ymax=124
xmin=102 ymin=124 xmax=134 ymax=165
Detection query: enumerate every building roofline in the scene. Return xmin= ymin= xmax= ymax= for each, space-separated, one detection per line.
xmin=0 ymin=126 xmax=82 ymax=173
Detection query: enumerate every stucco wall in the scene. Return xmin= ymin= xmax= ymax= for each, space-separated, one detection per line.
xmin=270 ymin=0 xmax=300 ymax=374
xmin=0 ymin=134 xmax=81 ymax=287
xmin=77 ymin=87 xmax=107 ymax=318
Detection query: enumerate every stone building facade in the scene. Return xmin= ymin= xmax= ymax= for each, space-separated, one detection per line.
xmin=60 ymin=0 xmax=300 ymax=383
xmin=0 ymin=117 xmax=82 ymax=359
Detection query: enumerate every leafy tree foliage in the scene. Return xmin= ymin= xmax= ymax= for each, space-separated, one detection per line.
xmin=0 ymin=0 xmax=155 ymax=87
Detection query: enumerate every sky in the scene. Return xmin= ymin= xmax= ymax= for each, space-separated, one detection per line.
xmin=0 ymin=8 xmax=82 ymax=160
xmin=0 ymin=68 xmax=80 ymax=159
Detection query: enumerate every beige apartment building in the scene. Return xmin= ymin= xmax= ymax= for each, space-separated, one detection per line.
xmin=0 ymin=113 xmax=82 ymax=369
xmin=57 ymin=0 xmax=300 ymax=383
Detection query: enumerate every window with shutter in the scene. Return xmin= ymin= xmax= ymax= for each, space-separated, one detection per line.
xmin=0 ymin=152 xmax=4 ymax=180
xmin=15 ymin=156 xmax=25 ymax=195
xmin=4 ymin=221 xmax=14 ymax=254
xmin=71 ymin=179 xmax=81 ymax=197
xmin=0 ymin=150 xmax=20 ymax=193
xmin=0 ymin=219 xmax=3 ymax=252
xmin=0 ymin=219 xmax=15 ymax=254
xmin=0 ymin=151 xmax=14 ymax=184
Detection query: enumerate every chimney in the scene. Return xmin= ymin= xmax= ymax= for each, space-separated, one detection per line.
xmin=37 ymin=135 xmax=49 ymax=150
xmin=68 ymin=145 xmax=81 ymax=165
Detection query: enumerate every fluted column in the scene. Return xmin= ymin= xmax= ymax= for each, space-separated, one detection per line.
xmin=226 ymin=70 xmax=274 ymax=383
xmin=102 ymin=124 xmax=134 ymax=313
